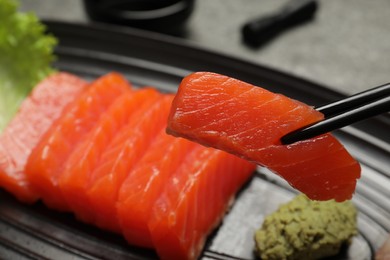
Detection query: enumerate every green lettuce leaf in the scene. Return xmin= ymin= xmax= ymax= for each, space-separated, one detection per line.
xmin=0 ymin=0 xmax=57 ymax=131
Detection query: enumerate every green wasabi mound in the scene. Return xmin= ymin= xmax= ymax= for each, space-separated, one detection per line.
xmin=254 ymin=194 xmax=357 ymax=260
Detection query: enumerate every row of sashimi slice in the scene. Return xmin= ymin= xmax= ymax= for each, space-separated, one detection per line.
xmin=0 ymin=72 xmax=256 ymax=260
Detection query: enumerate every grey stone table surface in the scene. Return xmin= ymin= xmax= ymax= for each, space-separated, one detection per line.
xmin=20 ymin=0 xmax=390 ymax=95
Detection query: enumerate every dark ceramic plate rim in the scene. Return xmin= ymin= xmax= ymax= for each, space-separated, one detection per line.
xmin=0 ymin=21 xmax=388 ymax=260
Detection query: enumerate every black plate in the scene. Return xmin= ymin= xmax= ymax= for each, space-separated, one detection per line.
xmin=0 ymin=21 xmax=389 ymax=260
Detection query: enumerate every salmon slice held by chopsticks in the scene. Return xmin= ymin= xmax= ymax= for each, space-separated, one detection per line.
xmin=167 ymin=72 xmax=361 ymax=202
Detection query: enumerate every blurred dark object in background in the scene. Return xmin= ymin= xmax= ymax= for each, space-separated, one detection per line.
xmin=242 ymin=0 xmax=318 ymax=48
xmin=83 ymin=0 xmax=195 ymax=35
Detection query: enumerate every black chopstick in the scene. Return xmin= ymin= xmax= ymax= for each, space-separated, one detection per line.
xmin=281 ymin=83 xmax=390 ymax=144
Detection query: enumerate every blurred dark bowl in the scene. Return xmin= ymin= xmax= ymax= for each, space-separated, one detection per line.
xmin=83 ymin=0 xmax=195 ymax=34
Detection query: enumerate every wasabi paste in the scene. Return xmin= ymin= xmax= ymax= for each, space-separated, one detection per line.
xmin=255 ymin=194 xmax=357 ymax=260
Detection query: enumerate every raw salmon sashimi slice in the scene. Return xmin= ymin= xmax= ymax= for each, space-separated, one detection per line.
xmin=117 ymin=130 xmax=198 ymax=248
xmin=167 ymin=72 xmax=361 ymax=202
xmin=25 ymin=72 xmax=130 ymax=211
xmin=59 ymin=88 xmax=160 ymax=224
xmin=148 ymin=146 xmax=256 ymax=260
xmin=86 ymin=94 xmax=174 ymax=233
xmin=247 ymin=133 xmax=361 ymax=201
xmin=0 ymin=72 xmax=87 ymax=203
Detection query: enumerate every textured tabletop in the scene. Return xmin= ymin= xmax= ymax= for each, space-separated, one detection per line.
xmin=20 ymin=0 xmax=390 ymax=95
